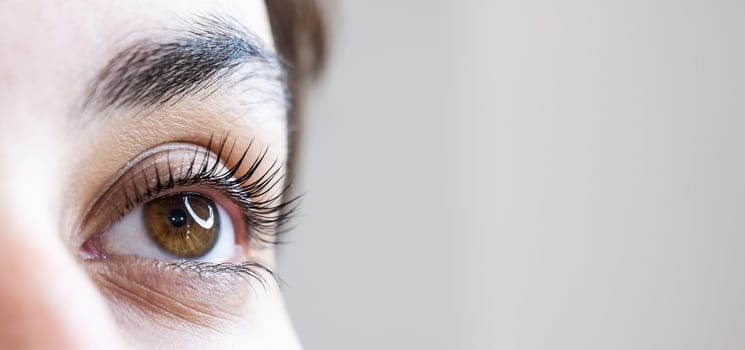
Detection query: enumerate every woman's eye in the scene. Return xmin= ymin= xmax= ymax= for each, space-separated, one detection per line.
xmin=97 ymin=192 xmax=240 ymax=262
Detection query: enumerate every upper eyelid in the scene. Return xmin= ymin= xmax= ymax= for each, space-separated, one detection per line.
xmin=78 ymin=137 xmax=295 ymax=250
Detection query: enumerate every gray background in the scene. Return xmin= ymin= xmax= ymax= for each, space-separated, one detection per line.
xmin=281 ymin=1 xmax=745 ymax=349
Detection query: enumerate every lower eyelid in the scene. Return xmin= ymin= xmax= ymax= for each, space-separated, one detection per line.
xmin=85 ymin=256 xmax=273 ymax=329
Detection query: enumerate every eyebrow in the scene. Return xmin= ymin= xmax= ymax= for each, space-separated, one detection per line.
xmin=85 ymin=15 xmax=286 ymax=112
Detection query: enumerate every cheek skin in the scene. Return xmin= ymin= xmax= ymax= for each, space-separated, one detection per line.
xmin=0 ymin=227 xmax=126 ymax=350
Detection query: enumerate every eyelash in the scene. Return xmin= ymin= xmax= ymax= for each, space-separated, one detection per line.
xmin=164 ymin=260 xmax=280 ymax=291
xmin=107 ymin=134 xmax=298 ymax=284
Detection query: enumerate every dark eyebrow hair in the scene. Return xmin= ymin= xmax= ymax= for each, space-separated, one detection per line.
xmin=85 ymin=15 xmax=286 ymax=111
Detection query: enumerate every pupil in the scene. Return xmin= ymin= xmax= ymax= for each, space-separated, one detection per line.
xmin=168 ymin=208 xmax=187 ymax=228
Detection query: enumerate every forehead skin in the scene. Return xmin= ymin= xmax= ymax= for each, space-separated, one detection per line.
xmin=0 ymin=1 xmax=298 ymax=349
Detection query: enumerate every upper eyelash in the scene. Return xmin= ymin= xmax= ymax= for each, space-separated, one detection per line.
xmin=118 ymin=134 xmax=300 ymax=247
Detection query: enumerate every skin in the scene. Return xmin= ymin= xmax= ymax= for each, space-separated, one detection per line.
xmin=0 ymin=0 xmax=300 ymax=349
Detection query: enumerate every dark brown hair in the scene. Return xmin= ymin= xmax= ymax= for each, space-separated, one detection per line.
xmin=265 ymin=1 xmax=327 ymax=169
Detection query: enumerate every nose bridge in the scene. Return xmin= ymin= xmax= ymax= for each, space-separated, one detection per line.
xmin=0 ymin=220 xmax=96 ymax=349
xmin=0 ymin=227 xmax=124 ymax=349
xmin=0 ymin=115 xmax=122 ymax=349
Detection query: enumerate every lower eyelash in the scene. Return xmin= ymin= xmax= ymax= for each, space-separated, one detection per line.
xmin=165 ymin=260 xmax=282 ymax=291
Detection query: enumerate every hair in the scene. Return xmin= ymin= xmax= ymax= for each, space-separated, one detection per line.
xmin=265 ymin=1 xmax=327 ymax=171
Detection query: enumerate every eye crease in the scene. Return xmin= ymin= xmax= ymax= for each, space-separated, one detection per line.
xmin=144 ymin=193 xmax=220 ymax=259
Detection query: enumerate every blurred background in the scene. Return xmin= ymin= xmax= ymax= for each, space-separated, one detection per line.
xmin=280 ymin=1 xmax=745 ymax=349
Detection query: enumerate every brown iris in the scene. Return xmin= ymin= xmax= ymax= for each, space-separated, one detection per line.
xmin=143 ymin=193 xmax=220 ymax=258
